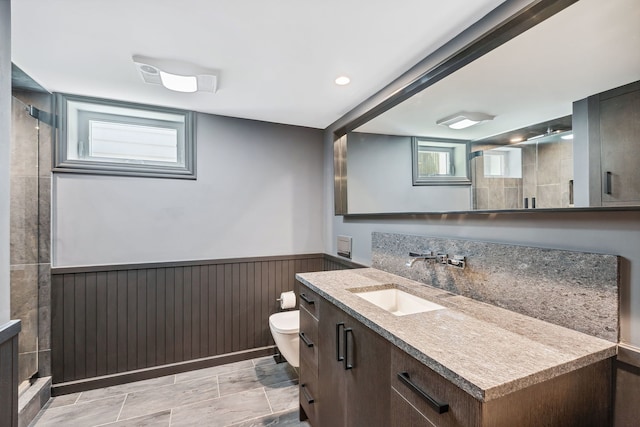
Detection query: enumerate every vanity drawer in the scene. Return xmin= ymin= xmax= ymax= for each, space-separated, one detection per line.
xmin=299 ymin=358 xmax=319 ymax=426
xmin=298 ymin=283 xmax=320 ymax=319
xmin=299 ymin=305 xmax=319 ymax=371
xmin=390 ymin=347 xmax=480 ymax=427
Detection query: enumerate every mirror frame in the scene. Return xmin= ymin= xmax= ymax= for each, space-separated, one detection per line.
xmin=332 ymin=0 xmax=640 ymax=216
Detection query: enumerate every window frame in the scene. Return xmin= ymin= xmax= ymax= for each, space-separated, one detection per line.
xmin=411 ymin=137 xmax=471 ymax=186
xmin=54 ymin=93 xmax=196 ymax=179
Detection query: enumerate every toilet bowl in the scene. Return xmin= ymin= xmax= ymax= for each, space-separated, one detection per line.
xmin=269 ymin=310 xmax=299 ymax=367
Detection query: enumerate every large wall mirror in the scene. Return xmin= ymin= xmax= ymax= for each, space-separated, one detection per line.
xmin=338 ymin=0 xmax=640 ymax=215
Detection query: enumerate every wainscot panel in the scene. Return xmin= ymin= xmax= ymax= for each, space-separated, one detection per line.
xmin=50 ymin=253 xmax=361 ymax=392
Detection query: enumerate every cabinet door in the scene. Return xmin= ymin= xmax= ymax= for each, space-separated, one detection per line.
xmin=344 ymin=315 xmax=391 ymax=427
xmin=317 ymin=299 xmax=347 ymax=426
xmin=600 ymin=87 xmax=640 ymax=205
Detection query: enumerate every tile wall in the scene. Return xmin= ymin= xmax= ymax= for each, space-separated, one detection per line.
xmin=10 ymin=89 xmax=52 ymax=383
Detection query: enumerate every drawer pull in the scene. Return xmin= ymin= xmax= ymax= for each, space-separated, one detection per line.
xmin=299 ymin=332 xmax=314 ymax=348
xmin=398 ymin=372 xmax=449 ymax=414
xmin=300 ymin=293 xmax=315 ymax=305
xmin=344 ymin=328 xmax=353 ymax=370
xmin=336 ymin=322 xmax=345 ymax=361
xmin=301 ymin=383 xmax=315 ymax=404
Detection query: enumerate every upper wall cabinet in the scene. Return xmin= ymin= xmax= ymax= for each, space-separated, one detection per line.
xmin=335 ymin=0 xmax=640 ymax=215
xmin=597 ymin=83 xmax=640 ymax=206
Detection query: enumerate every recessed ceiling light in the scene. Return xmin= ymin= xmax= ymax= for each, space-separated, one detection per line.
xmin=335 ymin=76 xmax=351 ymax=86
xmin=436 ymin=112 xmax=495 ymax=130
xmin=510 ymin=136 xmax=524 ymax=143
xmin=132 ymin=55 xmax=218 ymax=93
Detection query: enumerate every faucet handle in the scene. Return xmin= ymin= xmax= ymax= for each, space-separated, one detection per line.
xmin=447 ymin=255 xmax=466 ymax=269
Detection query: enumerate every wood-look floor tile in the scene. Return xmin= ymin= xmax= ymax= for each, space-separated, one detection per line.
xmin=32 ymin=395 xmax=125 ymax=427
xmin=46 ymin=392 xmax=81 ymax=409
xmin=77 ymin=375 xmax=175 ymax=403
xmin=227 ymin=409 xmax=311 ymax=427
xmin=118 ymin=377 xmax=218 ymax=420
xmin=264 ymin=380 xmax=299 ymax=413
xmin=97 ymin=410 xmax=171 ymax=427
xmin=175 ymin=360 xmax=254 ymax=383
xmin=218 ymin=363 xmax=297 ymax=396
xmin=170 ymin=388 xmax=272 ymax=427
xmin=252 ymin=356 xmax=277 ymax=368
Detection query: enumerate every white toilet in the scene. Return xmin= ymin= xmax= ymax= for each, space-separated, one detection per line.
xmin=269 ymin=310 xmax=300 ymax=367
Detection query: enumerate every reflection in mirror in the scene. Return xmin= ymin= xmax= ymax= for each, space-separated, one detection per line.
xmin=342 ymin=0 xmax=640 ymax=214
xmin=412 ymin=138 xmax=470 ymax=185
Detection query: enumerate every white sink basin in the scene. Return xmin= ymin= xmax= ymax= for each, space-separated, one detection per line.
xmin=352 ymin=287 xmax=445 ymax=316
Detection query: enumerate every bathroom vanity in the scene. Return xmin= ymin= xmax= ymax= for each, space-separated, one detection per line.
xmin=296 ymin=268 xmax=616 ymax=427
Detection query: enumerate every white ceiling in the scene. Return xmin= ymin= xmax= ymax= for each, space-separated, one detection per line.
xmin=10 ymin=0 xmax=507 ymax=129
xmin=357 ymin=0 xmax=640 ymax=140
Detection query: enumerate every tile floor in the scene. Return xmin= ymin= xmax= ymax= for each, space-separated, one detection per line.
xmin=31 ymin=356 xmax=312 ymax=427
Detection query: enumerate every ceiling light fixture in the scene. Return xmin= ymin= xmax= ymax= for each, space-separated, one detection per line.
xmin=510 ymin=137 xmax=524 ymax=143
xmin=436 ymin=112 xmax=495 ymax=130
xmin=335 ymin=76 xmax=351 ymax=86
xmin=133 ymin=55 xmax=218 ymax=93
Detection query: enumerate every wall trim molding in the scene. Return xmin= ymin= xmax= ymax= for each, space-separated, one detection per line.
xmin=51 ymin=253 xmax=327 ymax=274
xmin=0 ymin=320 xmax=21 ymax=345
xmin=618 ymin=343 xmax=640 ymax=369
xmin=322 ymin=253 xmax=366 ymax=269
xmin=52 ymin=346 xmax=275 ymax=396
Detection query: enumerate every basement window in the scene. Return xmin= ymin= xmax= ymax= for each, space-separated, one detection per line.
xmin=54 ymin=93 xmax=196 ymax=179
xmin=412 ymin=137 xmax=471 ymax=185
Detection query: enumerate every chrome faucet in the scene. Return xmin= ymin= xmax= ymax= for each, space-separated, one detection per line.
xmin=406 ymin=251 xmax=437 ymax=267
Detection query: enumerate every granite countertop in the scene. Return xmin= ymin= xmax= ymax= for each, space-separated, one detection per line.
xmin=295 ymin=268 xmax=617 ymax=402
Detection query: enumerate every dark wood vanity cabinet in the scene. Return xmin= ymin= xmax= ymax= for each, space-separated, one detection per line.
xmin=299 ymin=283 xmax=390 ymax=427
xmin=298 ymin=282 xmax=612 ymax=427
xmin=298 ymin=286 xmax=320 ymax=426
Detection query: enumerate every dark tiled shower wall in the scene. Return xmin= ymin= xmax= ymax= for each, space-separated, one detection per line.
xmin=472 ymin=140 xmax=573 ymax=210
xmin=10 ymin=90 xmax=53 ymax=384
xmin=372 ymin=232 xmax=619 ymax=342
xmin=50 ymin=253 xmax=359 ymax=389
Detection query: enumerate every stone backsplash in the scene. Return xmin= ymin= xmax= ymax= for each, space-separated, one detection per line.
xmin=371 ymin=232 xmax=619 ymax=342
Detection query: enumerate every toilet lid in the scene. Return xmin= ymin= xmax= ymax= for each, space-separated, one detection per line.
xmin=269 ymin=310 xmax=299 ymax=334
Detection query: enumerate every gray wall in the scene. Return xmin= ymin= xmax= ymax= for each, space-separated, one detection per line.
xmin=53 ymin=114 xmax=324 ymax=267
xmin=347 ymin=132 xmax=471 ymax=213
xmin=1 ymin=0 xmax=11 ymax=325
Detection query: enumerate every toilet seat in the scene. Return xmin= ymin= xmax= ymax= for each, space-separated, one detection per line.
xmin=269 ymin=310 xmax=299 ymax=334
